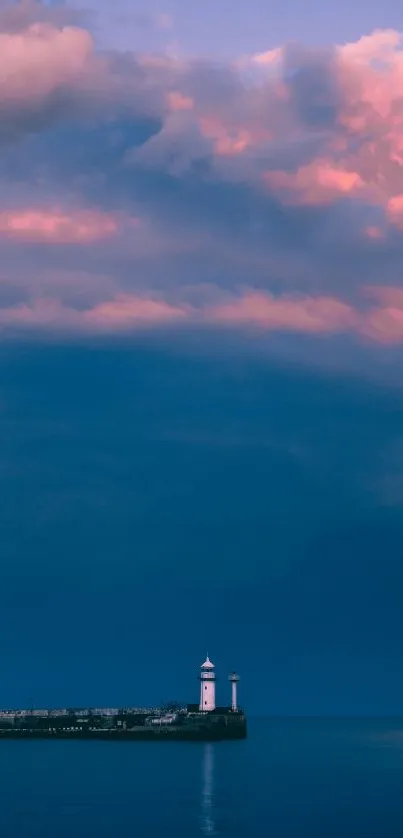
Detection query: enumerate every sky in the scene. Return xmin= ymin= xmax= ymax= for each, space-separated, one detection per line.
xmin=2 ymin=0 xmax=403 ymax=715
xmin=68 ymin=0 xmax=403 ymax=57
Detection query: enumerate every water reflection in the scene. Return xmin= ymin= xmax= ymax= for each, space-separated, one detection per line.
xmin=201 ymin=743 xmax=216 ymax=835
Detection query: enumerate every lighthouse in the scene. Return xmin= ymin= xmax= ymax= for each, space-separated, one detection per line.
xmin=199 ymin=656 xmax=216 ymax=712
xmin=229 ymin=672 xmax=240 ymax=712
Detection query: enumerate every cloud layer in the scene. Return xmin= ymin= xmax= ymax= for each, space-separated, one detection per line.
xmin=2 ymin=5 xmax=403 ymax=351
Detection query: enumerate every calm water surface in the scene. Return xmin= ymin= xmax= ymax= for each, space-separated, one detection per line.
xmin=2 ymin=718 xmax=403 ymax=837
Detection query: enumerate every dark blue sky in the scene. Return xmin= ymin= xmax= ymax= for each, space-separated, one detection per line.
xmin=1 ymin=338 xmax=403 ymax=715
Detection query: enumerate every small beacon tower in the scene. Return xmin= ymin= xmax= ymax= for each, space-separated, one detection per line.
xmin=199 ymin=656 xmax=216 ymax=712
xmin=229 ymin=672 xmax=240 ymax=712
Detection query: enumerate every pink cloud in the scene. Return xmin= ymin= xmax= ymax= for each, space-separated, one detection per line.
xmin=362 ymin=307 xmax=403 ymax=344
xmin=362 ymin=285 xmax=403 ymax=307
xmin=386 ymin=195 xmax=403 ymax=229
xmin=2 ymin=289 xmax=403 ymax=347
xmin=166 ymin=91 xmax=194 ymax=111
xmin=0 ymin=209 xmax=126 ymax=243
xmin=207 ymin=290 xmax=403 ymax=346
xmin=264 ymin=160 xmax=364 ymax=205
xmin=183 ymin=27 xmax=403 ymax=228
xmin=0 ymin=23 xmax=93 ymax=105
xmin=3 ymin=14 xmax=403 ymax=358
xmin=207 ymin=292 xmax=358 ymax=333
xmin=0 ymin=295 xmax=189 ymax=333
xmin=0 ymin=291 xmax=362 ymax=336
xmin=82 ymin=294 xmax=189 ymax=330
xmin=0 ymin=298 xmax=76 ymax=329
xmin=169 ymin=25 xmax=403 ymax=217
xmin=337 ymin=30 xmax=403 ymax=130
xmin=198 ymin=116 xmax=271 ymax=157
xmin=198 ymin=116 xmax=257 ymax=156
xmin=250 ymin=47 xmax=283 ymax=67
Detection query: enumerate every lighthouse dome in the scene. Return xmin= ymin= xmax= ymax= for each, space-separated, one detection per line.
xmin=201 ymin=656 xmax=215 ymax=670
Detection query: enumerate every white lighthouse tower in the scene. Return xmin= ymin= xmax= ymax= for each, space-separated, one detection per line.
xmin=199 ymin=656 xmax=216 ymax=712
xmin=229 ymin=671 xmax=240 ymax=712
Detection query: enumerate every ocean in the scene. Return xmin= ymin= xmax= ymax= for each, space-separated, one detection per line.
xmin=2 ymin=718 xmax=403 ymax=837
